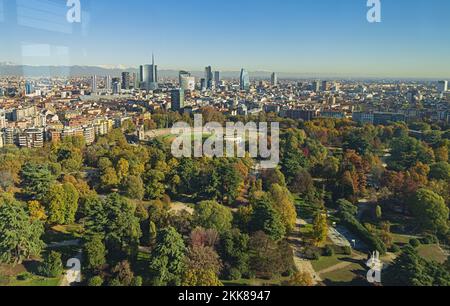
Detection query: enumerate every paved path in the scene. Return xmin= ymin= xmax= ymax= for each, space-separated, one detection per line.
xmin=170 ymin=202 xmax=194 ymax=215
xmin=47 ymin=240 xmax=82 ymax=249
xmin=328 ymin=227 xmax=351 ymax=248
xmin=289 ymin=218 xmax=322 ymax=285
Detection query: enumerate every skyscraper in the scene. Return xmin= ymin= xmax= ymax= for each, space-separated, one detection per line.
xmin=121 ymin=72 xmax=131 ymax=90
xmin=106 ymin=75 xmax=112 ymax=92
xmin=438 ymin=80 xmax=448 ymax=93
xmin=321 ymin=80 xmax=329 ymax=91
xmin=141 ymin=54 xmax=158 ymax=90
xmin=171 ymin=89 xmax=185 ymax=111
xmin=312 ymin=80 xmax=320 ymax=92
xmin=205 ymin=66 xmax=213 ymax=89
xmin=132 ymin=72 xmax=139 ymax=89
xmin=0 ymin=110 xmax=6 ymax=129
xmin=112 ymin=77 xmax=121 ymax=95
xmin=25 ymin=81 xmax=34 ymax=95
xmin=200 ymin=78 xmax=207 ymax=92
xmin=240 ymin=69 xmax=250 ymax=91
xmin=214 ymin=71 xmax=221 ymax=87
xmin=179 ymin=71 xmax=195 ymax=91
xmin=91 ymin=76 xmax=98 ymax=93
xmin=271 ymin=72 xmax=278 ymax=86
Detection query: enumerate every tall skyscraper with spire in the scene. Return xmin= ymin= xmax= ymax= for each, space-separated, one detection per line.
xmin=140 ymin=54 xmax=158 ymax=91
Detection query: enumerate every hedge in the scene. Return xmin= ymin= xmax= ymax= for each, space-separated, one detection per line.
xmin=340 ymin=212 xmax=387 ymax=254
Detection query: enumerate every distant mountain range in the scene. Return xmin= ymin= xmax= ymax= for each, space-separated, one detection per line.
xmin=0 ymin=63 xmax=279 ymax=79
xmin=0 ymin=63 xmax=445 ymax=80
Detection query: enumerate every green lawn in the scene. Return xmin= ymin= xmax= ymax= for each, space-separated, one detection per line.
xmin=222 ymin=276 xmax=289 ymax=287
xmin=0 ymin=263 xmax=61 ymax=287
xmin=311 ymin=255 xmax=344 ymax=272
xmin=417 ymin=244 xmax=448 ymax=264
xmin=42 ymin=224 xmax=84 ymax=243
xmin=7 ymin=276 xmax=61 ymax=287
xmin=294 ymin=195 xmax=315 ymax=220
xmin=320 ymin=262 xmax=366 ymax=285
xmin=391 ymin=233 xmax=418 ymax=246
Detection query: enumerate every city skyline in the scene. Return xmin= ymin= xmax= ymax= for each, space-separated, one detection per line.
xmin=1 ymin=0 xmax=450 ymax=78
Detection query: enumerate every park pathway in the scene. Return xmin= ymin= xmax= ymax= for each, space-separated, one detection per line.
xmin=289 ymin=218 xmax=322 ymax=285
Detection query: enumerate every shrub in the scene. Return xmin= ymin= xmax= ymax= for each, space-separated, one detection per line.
xmin=226 ymin=268 xmax=242 ymax=281
xmin=324 ymin=245 xmax=335 ymax=257
xmin=38 ymin=251 xmax=63 ymax=278
xmin=339 ymin=212 xmax=387 ymax=254
xmin=131 ymin=276 xmax=143 ymax=286
xmin=304 ymin=246 xmax=321 ymax=260
xmin=343 ymin=246 xmax=352 ymax=256
xmin=409 ymin=239 xmax=421 ymax=248
xmin=16 ymin=272 xmax=32 ymax=281
xmin=421 ymin=235 xmax=438 ymax=245
xmin=311 ymin=251 xmax=321 ymax=260
xmin=88 ymin=276 xmax=104 ymax=286
xmin=390 ymin=244 xmax=401 ymax=253
xmin=108 ymin=278 xmax=123 ymax=286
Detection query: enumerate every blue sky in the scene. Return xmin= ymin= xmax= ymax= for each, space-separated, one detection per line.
xmin=1 ymin=0 xmax=450 ymax=78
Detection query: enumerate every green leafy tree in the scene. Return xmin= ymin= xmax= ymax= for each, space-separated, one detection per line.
xmin=85 ymin=194 xmax=142 ymax=257
xmin=269 ymin=184 xmax=297 ymax=232
xmin=429 ymin=162 xmax=450 ymax=182
xmin=0 ymin=196 xmax=45 ymax=264
xmin=84 ymin=235 xmax=106 ymax=271
xmin=375 ymin=205 xmax=383 ymax=220
xmin=388 ymin=136 xmax=434 ymax=171
xmin=62 ymin=182 xmax=79 ymax=224
xmin=250 ymin=196 xmax=286 ymax=241
xmin=100 ymin=167 xmax=120 ymax=191
xmin=217 ymin=162 xmax=242 ymax=205
xmin=116 ymin=158 xmax=130 ymax=183
xmin=410 ymin=188 xmax=449 ymax=235
xmin=312 ymin=211 xmax=328 ymax=246
xmin=38 ymin=251 xmax=63 ymax=278
xmin=144 ymin=169 xmax=166 ymax=200
xmin=123 ymin=175 xmax=145 ymax=200
xmin=248 ymin=231 xmax=292 ymax=279
xmin=149 ymin=227 xmax=186 ymax=286
xmin=218 ymin=229 xmax=250 ymax=279
xmin=88 ymin=276 xmax=104 ymax=286
xmin=20 ymin=163 xmax=55 ymax=200
xmin=194 ymin=201 xmax=233 ymax=233
xmin=384 ymin=246 xmax=450 ymax=286
xmin=46 ymin=184 xmax=66 ymax=225
xmin=149 ymin=220 xmax=157 ymax=247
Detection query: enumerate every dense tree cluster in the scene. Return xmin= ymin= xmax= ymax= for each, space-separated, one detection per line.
xmin=0 ymin=112 xmax=448 ymax=286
